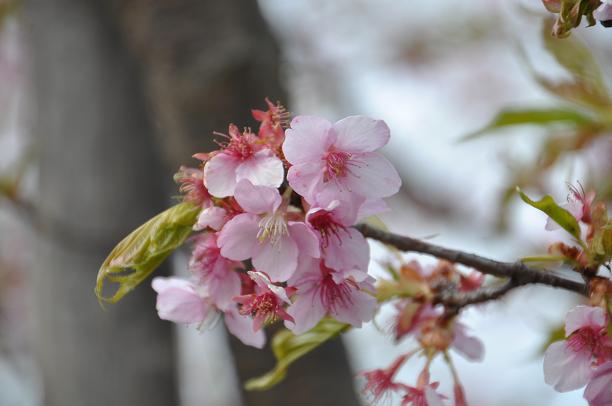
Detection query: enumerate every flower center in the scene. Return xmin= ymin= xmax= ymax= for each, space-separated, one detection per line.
xmin=257 ymin=211 xmax=288 ymax=246
xmin=308 ymin=210 xmax=347 ymax=247
xmin=323 ymin=150 xmax=352 ymax=182
xmin=317 ymin=264 xmax=354 ymax=312
xmin=567 ymin=327 xmax=610 ymax=363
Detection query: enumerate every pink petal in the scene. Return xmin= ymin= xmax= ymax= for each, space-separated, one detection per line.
xmin=584 ymin=362 xmax=612 ymax=406
xmin=543 ymin=341 xmax=593 ymax=391
xmin=283 ymin=115 xmax=334 ymax=164
xmin=344 ymin=152 xmax=401 ymax=199
xmin=565 ymin=306 xmax=607 ymax=336
xmin=151 ymin=277 xmax=209 ymax=324
xmin=224 ymin=307 xmax=265 ymax=349
xmin=331 ymin=115 xmax=390 ymax=153
xmin=288 ymin=221 xmax=321 ymax=258
xmin=323 ymin=227 xmax=370 ymax=272
xmin=357 ymin=198 xmax=390 ymax=222
xmin=452 ymin=323 xmax=485 ymax=362
xmin=194 ymin=206 xmax=227 ymax=231
xmin=235 ymin=149 xmax=284 ymax=189
xmin=424 ymin=386 xmax=446 ymax=406
xmin=287 ymin=161 xmax=325 ymax=202
xmin=217 ymin=213 xmax=260 ymax=260
xmin=252 ymin=233 xmax=298 ymax=282
xmin=285 ymin=288 xmax=327 ymax=335
xmin=203 ymin=153 xmax=240 ymax=198
xmin=234 ymin=179 xmax=281 ymax=214
xmin=207 ymin=268 xmax=241 ymax=311
xmin=594 ymin=3 xmax=612 ymax=22
xmin=330 ymin=288 xmax=376 ymax=328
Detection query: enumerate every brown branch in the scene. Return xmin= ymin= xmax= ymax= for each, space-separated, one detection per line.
xmin=356 ymin=223 xmax=588 ymax=297
xmin=435 ymin=280 xmax=516 ymax=309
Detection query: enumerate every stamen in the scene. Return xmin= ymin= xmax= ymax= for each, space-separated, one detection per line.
xmin=257 ymin=212 xmax=289 ymax=246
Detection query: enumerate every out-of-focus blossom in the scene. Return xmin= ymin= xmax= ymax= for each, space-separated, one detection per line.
xmin=543 ymin=306 xmax=612 ymax=392
xmin=175 ymin=166 xmax=210 ymax=206
xmin=584 ymin=361 xmax=612 ymax=406
xmin=595 ymin=0 xmax=612 ymax=27
xmin=283 ymin=115 xmax=401 ymax=203
xmin=251 ymin=98 xmax=289 ymax=150
xmin=360 ymin=354 xmax=410 ymax=404
xmin=400 ymin=382 xmax=446 ymax=406
xmin=194 ymin=206 xmax=228 ymax=231
xmin=203 ymin=124 xmax=284 ymax=197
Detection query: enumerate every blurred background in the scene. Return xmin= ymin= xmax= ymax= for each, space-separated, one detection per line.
xmin=0 ymin=0 xmax=611 ymax=405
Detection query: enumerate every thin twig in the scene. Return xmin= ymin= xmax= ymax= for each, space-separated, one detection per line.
xmin=355 ymin=223 xmax=588 ymax=297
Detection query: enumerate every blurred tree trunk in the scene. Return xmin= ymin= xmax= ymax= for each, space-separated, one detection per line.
xmin=27 ymin=0 xmax=359 ymax=405
xmin=26 ymin=1 xmax=176 ymax=406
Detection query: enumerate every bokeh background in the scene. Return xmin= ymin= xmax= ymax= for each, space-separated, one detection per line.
xmin=1 ymin=0 xmax=611 ymax=405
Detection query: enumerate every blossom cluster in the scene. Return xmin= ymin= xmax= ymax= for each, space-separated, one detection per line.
xmin=152 ymin=100 xmax=401 ymax=348
xmin=359 ymin=260 xmax=486 ymax=405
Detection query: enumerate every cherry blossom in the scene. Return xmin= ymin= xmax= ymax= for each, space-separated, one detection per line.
xmin=203 ymin=124 xmax=284 ymax=197
xmin=285 ymin=257 xmax=377 ymax=334
xmin=217 ymin=179 xmax=320 ymax=282
xmin=595 ymin=0 xmax=612 ymax=26
xmin=400 ymin=382 xmax=446 ymax=406
xmin=360 ymin=354 xmax=411 ymax=404
xmin=188 ymin=233 xmax=241 ymax=310
xmin=151 ymin=277 xmax=214 ymax=325
xmin=234 ymin=271 xmax=294 ymax=331
xmin=543 ymin=306 xmax=612 ymax=392
xmin=584 ymin=361 xmax=612 ymax=406
xmin=283 ymin=115 xmax=401 ymax=203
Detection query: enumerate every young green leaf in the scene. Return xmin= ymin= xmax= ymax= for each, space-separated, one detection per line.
xmin=461 ymin=108 xmax=591 ymax=141
xmin=244 ymin=318 xmax=350 ymax=391
xmin=95 ymin=201 xmax=200 ymax=304
xmin=517 ymin=188 xmax=582 ymax=240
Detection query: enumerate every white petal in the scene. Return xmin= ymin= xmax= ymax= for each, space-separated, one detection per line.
xmin=543 ymin=341 xmax=593 ymax=392
xmin=252 ymin=234 xmax=298 ymax=282
xmin=344 ymin=152 xmax=401 ymax=199
xmin=234 ymin=178 xmax=281 ymax=214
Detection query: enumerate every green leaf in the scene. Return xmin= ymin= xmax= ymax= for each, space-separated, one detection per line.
xmin=517 ymin=188 xmax=582 ymax=240
xmin=538 ymin=19 xmax=612 ymax=110
xmin=244 ymin=318 xmax=350 ymax=391
xmin=95 ymin=201 xmax=200 ymax=303
xmin=461 ymin=108 xmax=591 ymax=141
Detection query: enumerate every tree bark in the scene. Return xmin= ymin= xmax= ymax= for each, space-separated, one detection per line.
xmin=26 ymin=1 xmax=176 ymax=405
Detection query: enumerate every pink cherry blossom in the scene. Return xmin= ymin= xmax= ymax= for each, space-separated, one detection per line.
xmin=584 ymin=361 xmax=612 ymax=406
xmin=151 ymin=277 xmax=215 ymax=325
xmin=217 ymin=179 xmax=319 ymax=282
xmin=452 ymin=322 xmax=485 ymax=362
xmin=305 ymin=198 xmax=370 ymax=271
xmin=188 ymin=233 xmax=241 ymax=310
xmin=234 ymin=271 xmax=294 ymax=331
xmin=594 ymin=1 xmax=612 ymax=25
xmin=401 ymin=382 xmax=446 ymax=406
xmin=360 ymin=354 xmax=410 ymax=404
xmin=285 ymin=257 xmax=377 ymax=334
xmin=194 ymin=206 xmax=228 ymax=231
xmin=283 ymin=115 xmax=401 ymax=203
xmin=174 ymin=166 xmax=211 ymax=206
xmin=224 ymin=305 xmax=266 ymax=349
xmin=203 ymin=124 xmax=284 ymax=197
xmin=543 ymin=306 xmax=612 ymax=392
